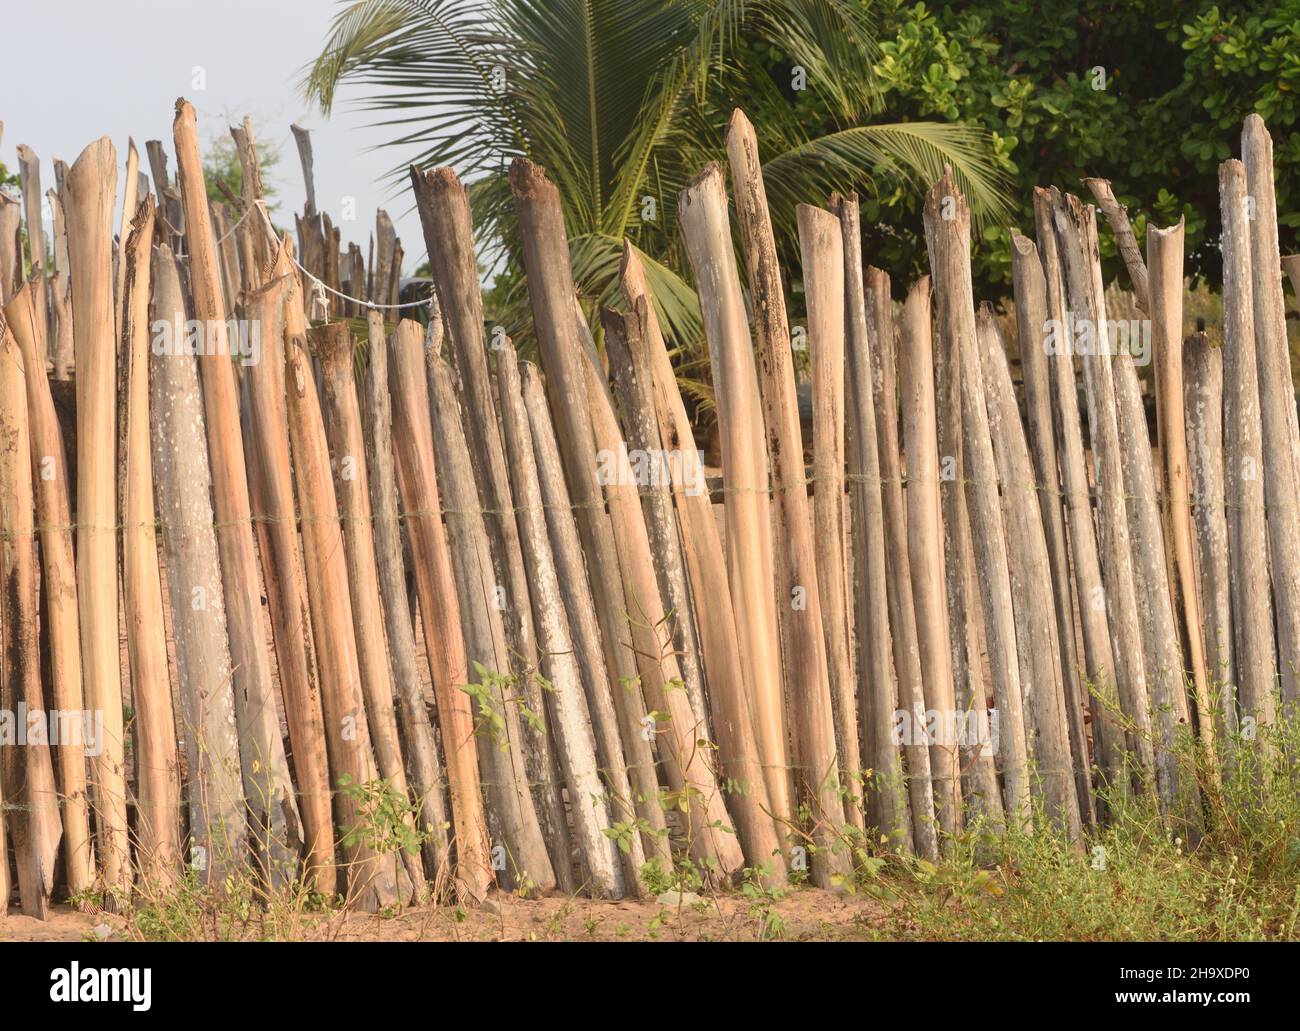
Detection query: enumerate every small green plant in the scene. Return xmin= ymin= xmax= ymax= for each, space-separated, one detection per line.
xmin=339 ymin=774 xmax=430 ymax=907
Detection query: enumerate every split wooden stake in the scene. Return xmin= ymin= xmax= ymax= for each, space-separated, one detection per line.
xmin=120 ymin=196 xmax=182 ymax=881
xmin=64 ymin=135 xmax=131 ymax=900
xmin=389 ymin=319 xmax=493 ymax=902
xmin=149 ymin=246 xmax=249 ymax=886
xmin=3 ymin=279 xmax=94 ymax=894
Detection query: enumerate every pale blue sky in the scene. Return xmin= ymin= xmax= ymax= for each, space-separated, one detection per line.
xmin=0 ymin=0 xmax=426 ymax=273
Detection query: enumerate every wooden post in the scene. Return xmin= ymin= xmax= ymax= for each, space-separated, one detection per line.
xmin=596 ymin=307 xmax=710 ymax=737
xmin=1052 ymin=192 xmax=1156 ymax=788
xmin=1282 ymin=255 xmax=1300 ymax=304
xmin=46 ymin=184 xmax=74 ymax=380
xmin=174 ymin=100 xmax=301 ymax=874
xmin=509 ymin=158 xmax=670 ymax=868
xmin=290 ymin=123 xmax=317 ymax=218
xmin=426 ymin=351 xmax=558 ymax=893
xmin=230 ymin=116 xmax=271 ymax=275
xmin=239 ymin=249 xmax=337 ymax=894
xmin=926 ymin=174 xmax=1032 ymax=828
xmin=1242 ymin=115 xmax=1300 ymax=704
xmin=316 ymin=321 xmax=426 ymax=896
xmin=495 ymin=345 xmax=625 ymax=897
xmin=620 ymin=247 xmax=785 ymax=880
xmin=361 ymin=310 xmax=449 ymax=877
xmin=1220 ymin=159 xmax=1277 ymax=736
xmin=0 ymin=193 xmax=21 ymax=304
xmin=897 ymin=276 xmax=990 ymax=839
xmin=1109 ymin=238 xmax=1200 ymax=820
xmin=120 ymin=196 xmax=182 ymax=881
xmin=1083 ymin=178 xmax=1149 ymax=311
xmin=1184 ymin=332 xmax=1235 ymax=738
xmin=3 ymin=279 xmax=94 ymax=894
xmin=410 ymin=167 xmax=570 ymax=881
xmin=590 ymin=310 xmax=746 ymax=881
xmin=64 ymin=136 xmax=131 ymax=900
xmin=389 ymin=319 xmax=493 ymax=901
xmin=283 ymin=296 xmax=401 ymax=910
xmin=1034 ymin=188 xmax=1126 ymax=795
xmin=149 ymin=246 xmax=249 ymax=886
xmin=976 ymin=307 xmax=1083 ymax=840
xmin=0 ymin=322 xmax=60 ymax=917
xmin=15 ymin=144 xmax=49 ymax=361
xmin=1083 ymin=195 xmax=1211 ymax=768
xmin=860 ymin=255 xmax=940 ymax=857
xmin=113 ymin=140 xmax=141 ymax=338
xmin=603 ymin=313 xmax=711 ymax=735
xmin=1009 ymin=230 xmax=1094 ymax=824
xmin=922 ymin=175 xmax=1005 ymax=828
xmin=795 ymin=205 xmax=857 ymax=847
xmin=930 ymin=172 xmax=1019 ymax=826
xmin=837 ymin=198 xmax=920 ymax=842
xmin=1149 ymin=220 xmax=1216 ymax=764
xmin=727 ymin=114 xmax=840 ymax=835
xmin=676 ymin=164 xmax=792 ymax=833
xmin=517 ymin=361 xmax=654 ymax=889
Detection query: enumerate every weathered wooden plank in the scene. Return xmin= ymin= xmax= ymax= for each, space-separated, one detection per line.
xmin=1184 ymin=332 xmax=1235 ymax=739
xmin=593 ymin=308 xmax=745 ymax=882
xmin=1052 ymin=192 xmax=1157 ymax=791
xmin=1009 ymin=230 xmax=1094 ymax=825
xmin=1220 ymin=159 xmax=1278 ymax=739
xmin=861 ymin=257 xmax=938 ymax=857
xmin=411 ymin=167 xmax=571 ymax=885
xmin=149 ymin=246 xmax=249 ymax=887
xmin=360 ymin=310 xmax=449 ymax=879
xmin=509 ymin=158 xmax=670 ymax=870
xmin=240 ymin=246 xmax=337 ymax=894
xmin=64 ymin=135 xmax=131 ymax=900
xmin=174 ymin=100 xmax=301 ymax=875
xmin=495 ymin=344 xmax=625 ymax=898
xmin=283 ymin=294 xmax=401 ymax=910
xmin=120 ymin=195 xmax=181 ymax=883
xmin=1034 ymin=188 xmax=1126 ymax=796
xmin=316 ymin=321 xmax=426 ymax=896
xmin=3 ymin=278 xmax=94 ymax=894
xmin=789 ymin=204 xmax=855 ymax=867
xmin=619 ymin=247 xmax=786 ymax=881
xmin=1149 ymin=220 xmax=1216 ymax=765
xmin=1242 ymin=115 xmax=1300 ymax=704
xmin=427 ymin=349 xmax=557 ymax=894
xmin=0 ymin=321 xmax=60 ymax=917
xmin=976 ymin=306 xmax=1082 ymax=841
xmin=727 ymin=112 xmax=835 ymax=835
xmin=388 ymin=319 xmax=492 ymax=902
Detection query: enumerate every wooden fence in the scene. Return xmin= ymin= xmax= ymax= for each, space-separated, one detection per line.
xmin=0 ymin=101 xmax=1295 ymax=916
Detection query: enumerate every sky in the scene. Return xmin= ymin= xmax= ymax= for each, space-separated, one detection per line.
xmin=0 ymin=0 xmax=427 ymax=274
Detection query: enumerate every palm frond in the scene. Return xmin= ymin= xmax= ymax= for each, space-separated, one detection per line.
xmin=569 ymin=232 xmax=702 ymax=349
xmin=759 ymin=121 xmax=1012 ymax=237
xmin=302 ymin=0 xmax=525 ymax=179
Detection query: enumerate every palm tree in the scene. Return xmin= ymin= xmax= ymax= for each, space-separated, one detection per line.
xmin=304 ymin=0 xmax=1009 ymax=365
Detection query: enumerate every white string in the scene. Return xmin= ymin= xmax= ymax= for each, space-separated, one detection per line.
xmin=245 ymin=201 xmax=433 ymax=313
xmin=213 ymin=202 xmax=256 ymax=246
xmin=288 ymin=251 xmax=434 ymax=311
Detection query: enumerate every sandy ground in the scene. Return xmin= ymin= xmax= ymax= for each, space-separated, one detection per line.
xmin=0 ymin=887 xmax=896 ymax=942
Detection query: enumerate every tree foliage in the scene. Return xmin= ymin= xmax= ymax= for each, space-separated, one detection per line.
xmin=820 ymin=0 xmax=1300 ymax=296
xmin=303 ymin=0 xmax=1011 ymax=355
